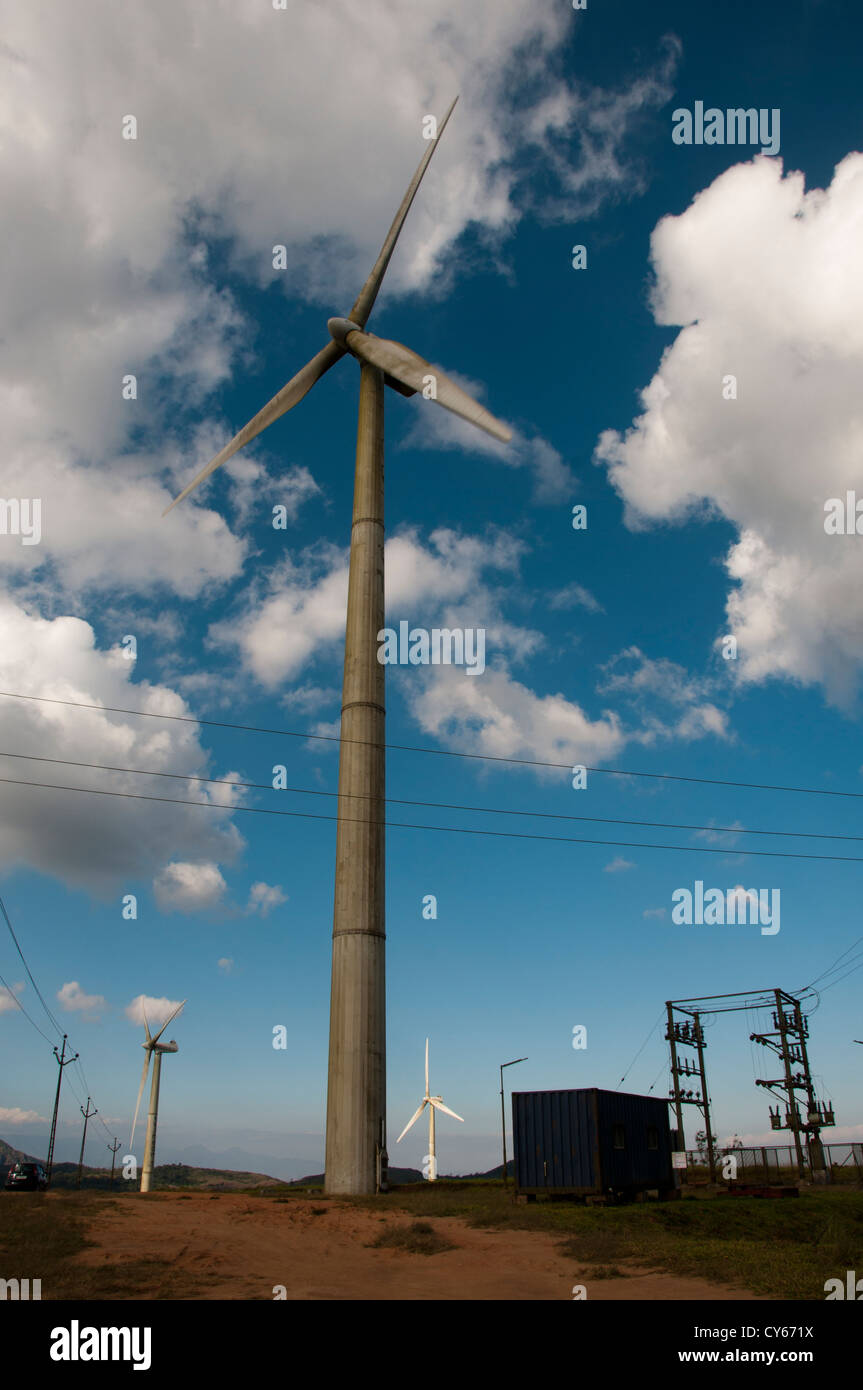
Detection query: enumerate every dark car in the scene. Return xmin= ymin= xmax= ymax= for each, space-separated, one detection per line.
xmin=4 ymin=1161 xmax=48 ymax=1192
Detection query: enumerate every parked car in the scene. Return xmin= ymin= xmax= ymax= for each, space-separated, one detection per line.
xmin=3 ymin=1161 xmax=48 ymax=1191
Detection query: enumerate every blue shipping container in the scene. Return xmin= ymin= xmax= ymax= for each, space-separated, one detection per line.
xmin=512 ymin=1088 xmax=674 ymax=1196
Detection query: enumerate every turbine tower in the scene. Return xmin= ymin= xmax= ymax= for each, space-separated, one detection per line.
xmin=396 ymin=1038 xmax=463 ymax=1181
xmin=164 ymin=97 xmax=510 ymax=1194
xmin=129 ymin=1000 xmax=186 ymax=1194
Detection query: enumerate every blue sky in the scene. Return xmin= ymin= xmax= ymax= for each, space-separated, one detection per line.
xmin=1 ymin=0 xmax=862 ymax=1181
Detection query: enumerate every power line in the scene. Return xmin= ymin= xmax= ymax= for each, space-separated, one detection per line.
xmin=4 ymin=772 xmax=863 ymax=862
xmin=0 ymin=749 xmax=861 ymax=845
xmin=0 ymin=892 xmax=64 ymax=1040
xmin=616 ymin=1011 xmax=665 ymax=1088
xmin=805 ymin=935 xmax=863 ymax=989
xmin=1 ymin=688 xmax=861 ymax=801
xmin=0 ymin=969 xmax=56 ymax=1045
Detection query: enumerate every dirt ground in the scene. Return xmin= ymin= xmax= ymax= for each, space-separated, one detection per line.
xmin=71 ymin=1193 xmax=766 ymax=1300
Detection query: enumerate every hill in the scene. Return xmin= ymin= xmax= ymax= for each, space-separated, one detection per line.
xmin=0 ymin=1137 xmax=42 ymax=1169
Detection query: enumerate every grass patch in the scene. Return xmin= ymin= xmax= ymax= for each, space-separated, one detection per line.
xmin=369 ymin=1219 xmax=456 ymax=1256
xmin=336 ymin=1181 xmax=863 ymax=1298
xmin=0 ymin=1193 xmax=201 ymax=1299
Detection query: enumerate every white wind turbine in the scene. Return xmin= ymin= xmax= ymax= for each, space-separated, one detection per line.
xmin=129 ymin=999 xmax=186 ymax=1194
xmin=396 ymin=1038 xmax=463 ymax=1181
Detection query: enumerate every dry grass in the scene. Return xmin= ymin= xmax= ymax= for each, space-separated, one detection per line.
xmin=368 ymin=1219 xmax=457 ymax=1256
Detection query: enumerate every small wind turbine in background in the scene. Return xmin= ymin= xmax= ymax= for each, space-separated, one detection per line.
xmin=129 ymin=999 xmax=186 ymax=1193
xmin=397 ymin=1038 xmax=463 ymax=1181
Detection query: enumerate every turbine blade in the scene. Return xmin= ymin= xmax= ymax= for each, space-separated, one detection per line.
xmin=163 ymin=341 xmax=344 ymax=513
xmin=141 ymin=1004 xmax=151 ymax=1044
xmin=396 ymin=1101 xmax=427 ymax=1144
xmin=345 ymin=329 xmax=511 ymax=443
xmin=425 ymin=1038 xmax=429 ymax=1097
xmin=430 ymin=1098 xmax=464 ymax=1123
xmin=129 ymin=1051 xmax=152 ymax=1150
xmin=151 ymin=998 xmax=187 ymax=1046
xmin=348 ymin=97 xmax=458 ymax=328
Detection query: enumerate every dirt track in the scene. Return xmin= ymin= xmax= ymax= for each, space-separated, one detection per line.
xmin=72 ymin=1193 xmax=765 ymax=1300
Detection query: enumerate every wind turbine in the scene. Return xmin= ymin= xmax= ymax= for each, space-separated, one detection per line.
xmin=164 ymin=96 xmax=510 ymax=1195
xmin=129 ymin=1000 xmax=186 ymax=1194
xmin=396 ymin=1038 xmax=463 ymax=1181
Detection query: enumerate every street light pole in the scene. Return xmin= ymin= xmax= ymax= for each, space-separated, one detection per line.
xmin=500 ymin=1057 xmax=528 ymax=1186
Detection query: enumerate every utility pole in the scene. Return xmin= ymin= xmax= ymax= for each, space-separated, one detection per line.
xmin=76 ymin=1098 xmax=97 ymax=1189
xmin=499 ymin=1057 xmax=528 ymax=1185
xmin=665 ymin=1002 xmax=686 ymax=1147
xmin=793 ymin=996 xmax=829 ymax=1177
xmin=46 ymin=1034 xmax=78 ymax=1185
xmin=108 ymin=1138 xmax=121 ymax=1189
xmin=692 ymin=1012 xmax=716 ymax=1184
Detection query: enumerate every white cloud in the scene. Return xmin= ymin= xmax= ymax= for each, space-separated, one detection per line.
xmin=405 ymin=663 xmax=625 ymax=773
xmin=643 ymin=907 xmax=666 ymax=919
xmin=595 ymin=152 xmax=863 ymax=706
xmin=57 ymin=980 xmax=108 ymax=1014
xmin=154 ymin=861 xmax=227 ymax=914
xmin=0 ymin=598 xmax=243 ymax=892
xmin=217 ymin=957 xmax=234 ymax=974
xmin=597 ymin=646 xmax=731 ymax=745
xmin=213 ymin=527 xmax=526 ymax=687
xmin=0 ymin=1106 xmax=44 ymax=1125
xmin=0 ymin=981 xmax=25 ymax=1014
xmin=0 ymin=1 xmax=678 ymax=612
xmin=604 ymin=856 xmax=635 ymax=873
xmin=246 ymin=882 xmax=287 ymax=918
xmin=694 ymin=821 xmax=745 ymax=846
xmin=549 ymin=583 xmax=604 ymax=614
xmin=125 ymin=995 xmax=185 ymax=1028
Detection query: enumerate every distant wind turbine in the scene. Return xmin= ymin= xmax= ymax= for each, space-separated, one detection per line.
xmin=164 ymin=96 xmax=509 ymax=1195
xmin=397 ymin=1038 xmax=463 ymax=1181
xmin=129 ymin=1000 xmax=186 ymax=1194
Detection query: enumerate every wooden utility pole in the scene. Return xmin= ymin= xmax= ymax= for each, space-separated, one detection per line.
xmin=47 ymin=1034 xmax=78 ymax=1185
xmin=76 ymin=1098 xmax=97 ymax=1189
xmin=324 ymin=362 xmax=387 ymax=1195
xmin=108 ymin=1138 xmax=121 ymax=1188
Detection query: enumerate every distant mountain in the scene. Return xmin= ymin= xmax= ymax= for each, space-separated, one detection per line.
xmin=287 ymin=1165 xmax=424 ymax=1188
xmin=0 ymin=1137 xmax=42 ymax=1172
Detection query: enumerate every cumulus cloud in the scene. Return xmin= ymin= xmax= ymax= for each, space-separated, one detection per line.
xmin=57 ymin=981 xmax=108 ymax=1015
xmin=0 ymin=598 xmax=243 ymax=892
xmin=0 ymin=981 xmax=25 ymax=1015
xmin=125 ymin=995 xmax=185 ymax=1028
xmin=0 ymin=1106 xmax=44 ymax=1125
xmin=595 ymin=152 xmax=863 ymax=706
xmin=405 ymin=663 xmax=625 ymax=773
xmin=549 ymin=583 xmax=604 ymax=614
xmin=604 ymin=856 xmax=635 ymax=873
xmin=212 ymin=527 xmax=527 ymax=687
xmin=217 ymin=957 xmax=234 ymax=974
xmin=154 ymin=861 xmax=228 ymax=914
xmin=597 ymin=646 xmax=731 ymax=745
xmin=0 ymin=1 xmax=676 ymax=604
xmin=246 ymin=882 xmax=288 ymax=918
